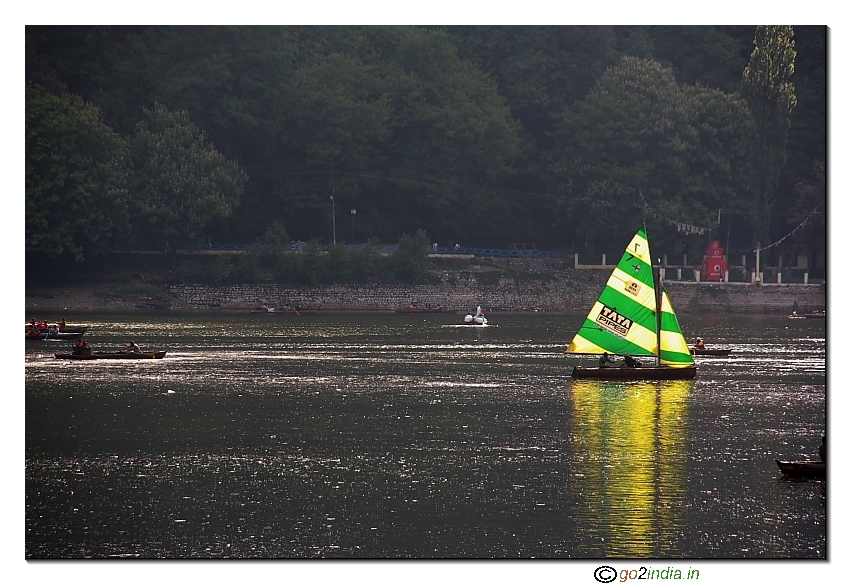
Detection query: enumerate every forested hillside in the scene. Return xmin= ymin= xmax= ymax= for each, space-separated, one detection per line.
xmin=25 ymin=25 xmax=826 ymax=269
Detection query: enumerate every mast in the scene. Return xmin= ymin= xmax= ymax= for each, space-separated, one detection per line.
xmin=654 ymin=256 xmax=662 ymax=368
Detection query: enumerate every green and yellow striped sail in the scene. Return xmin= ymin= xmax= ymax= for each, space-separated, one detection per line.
xmin=566 ymin=227 xmax=658 ymax=357
xmin=659 ymin=289 xmax=695 ymax=367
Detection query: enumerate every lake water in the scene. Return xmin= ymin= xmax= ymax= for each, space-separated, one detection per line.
xmin=25 ymin=312 xmax=826 ymax=559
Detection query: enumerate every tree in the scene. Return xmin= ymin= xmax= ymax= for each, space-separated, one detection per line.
xmin=26 ymin=82 xmax=131 ymax=259
xmin=129 ymin=103 xmax=247 ymax=250
xmin=741 ymin=25 xmax=797 ymax=245
xmin=388 ymin=229 xmax=431 ymax=283
xmin=548 ymin=57 xmax=753 ymax=255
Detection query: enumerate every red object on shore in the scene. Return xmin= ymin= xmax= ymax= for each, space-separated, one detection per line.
xmin=700 ymin=241 xmax=728 ymax=281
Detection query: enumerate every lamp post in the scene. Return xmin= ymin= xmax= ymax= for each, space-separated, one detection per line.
xmin=330 ymin=195 xmax=336 ymax=245
xmin=350 ymin=209 xmax=356 ymax=244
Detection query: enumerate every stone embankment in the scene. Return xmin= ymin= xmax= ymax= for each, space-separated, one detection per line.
xmin=26 ymin=258 xmax=825 ymax=314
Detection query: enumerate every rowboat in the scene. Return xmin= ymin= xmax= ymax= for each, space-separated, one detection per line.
xmin=565 ymin=227 xmax=697 ymax=380
xmin=690 ymin=348 xmax=732 ymax=357
xmin=54 ymin=351 xmax=167 ymax=360
xmin=775 ymin=460 xmax=825 ymax=478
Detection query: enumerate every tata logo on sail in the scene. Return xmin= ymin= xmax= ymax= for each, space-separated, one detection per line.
xmin=596 ymin=305 xmax=632 ymax=338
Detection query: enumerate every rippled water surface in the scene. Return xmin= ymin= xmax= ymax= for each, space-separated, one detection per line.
xmin=25 ymin=312 xmax=826 ymax=558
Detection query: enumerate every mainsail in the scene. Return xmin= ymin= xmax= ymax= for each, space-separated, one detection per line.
xmin=566 ymin=227 xmax=658 ymax=357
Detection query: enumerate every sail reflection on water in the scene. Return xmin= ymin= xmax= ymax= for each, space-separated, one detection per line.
xmin=570 ymin=380 xmax=692 ymax=557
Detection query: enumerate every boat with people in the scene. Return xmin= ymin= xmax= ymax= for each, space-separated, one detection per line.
xmin=566 ymin=226 xmax=697 ymax=380
xmin=27 ymin=318 xmax=89 ymax=334
xmin=55 ymin=350 xmax=167 ymax=360
xmin=689 ymin=338 xmax=732 ymax=356
xmin=463 ymin=306 xmax=488 ymax=325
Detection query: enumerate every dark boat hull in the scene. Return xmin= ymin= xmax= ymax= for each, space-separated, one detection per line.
xmin=54 ymin=351 xmax=167 ymax=360
xmin=776 ymin=460 xmax=825 ymax=478
xmin=571 ymin=365 xmax=697 ymax=380
xmin=690 ymin=349 xmax=732 ymax=356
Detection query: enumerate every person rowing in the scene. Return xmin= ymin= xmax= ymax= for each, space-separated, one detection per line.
xmin=122 ymin=341 xmax=142 ymax=353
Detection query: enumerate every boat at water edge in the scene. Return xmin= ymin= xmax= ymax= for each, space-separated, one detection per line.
xmin=566 ymin=226 xmax=697 ymax=380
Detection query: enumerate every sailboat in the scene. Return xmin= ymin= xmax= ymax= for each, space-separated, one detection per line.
xmin=566 ymin=227 xmax=697 ymax=380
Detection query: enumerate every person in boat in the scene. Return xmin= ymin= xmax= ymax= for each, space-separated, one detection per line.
xmin=72 ymin=339 xmax=90 ymax=355
xmin=122 ymin=341 xmax=142 ymax=353
xmin=694 ymin=337 xmax=706 ymax=350
xmin=464 ymin=312 xmax=474 ymax=323
xmin=819 ymin=435 xmax=826 ymax=463
xmin=622 ymin=354 xmax=641 ymax=368
xmin=599 ymin=352 xmax=613 ymax=368
xmin=59 ymin=318 xmax=67 ymax=328
xmin=47 ymin=325 xmax=60 ymax=338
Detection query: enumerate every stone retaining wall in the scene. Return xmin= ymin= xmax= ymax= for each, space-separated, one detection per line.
xmin=166 ymin=260 xmax=825 ymax=314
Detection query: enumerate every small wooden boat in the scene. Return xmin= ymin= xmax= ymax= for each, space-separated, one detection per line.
xmin=690 ymin=348 xmax=732 ymax=357
xmin=54 ymin=350 xmax=167 ymax=360
xmin=571 ymin=365 xmax=697 ymax=380
xmin=775 ymin=460 xmax=825 ymax=478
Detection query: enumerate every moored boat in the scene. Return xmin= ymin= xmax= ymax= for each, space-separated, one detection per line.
xmin=775 ymin=460 xmax=825 ymax=478
xmin=54 ymin=350 xmax=167 ymax=360
xmin=565 ymin=226 xmax=697 ymax=380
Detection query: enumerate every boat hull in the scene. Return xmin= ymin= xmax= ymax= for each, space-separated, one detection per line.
xmin=571 ymin=365 xmax=697 ymax=380
xmin=775 ymin=460 xmax=825 ymax=478
xmin=690 ymin=349 xmax=732 ymax=356
xmin=54 ymin=351 xmax=167 ymax=360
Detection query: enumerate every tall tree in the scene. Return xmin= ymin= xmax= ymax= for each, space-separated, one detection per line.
xmin=129 ymin=104 xmax=247 ymax=250
xmin=26 ymin=82 xmax=131 ymax=260
xmin=548 ymin=56 xmax=752 ymax=255
xmin=741 ymin=25 xmax=797 ymax=245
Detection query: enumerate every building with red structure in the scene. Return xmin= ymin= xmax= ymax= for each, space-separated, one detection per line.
xmin=699 ymin=241 xmax=728 ymax=281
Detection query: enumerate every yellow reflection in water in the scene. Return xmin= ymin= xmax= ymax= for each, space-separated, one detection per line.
xmin=571 ymin=379 xmax=692 ymax=557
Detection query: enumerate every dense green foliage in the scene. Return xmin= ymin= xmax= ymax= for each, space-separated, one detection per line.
xmin=26 ymin=25 xmax=826 ymax=271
